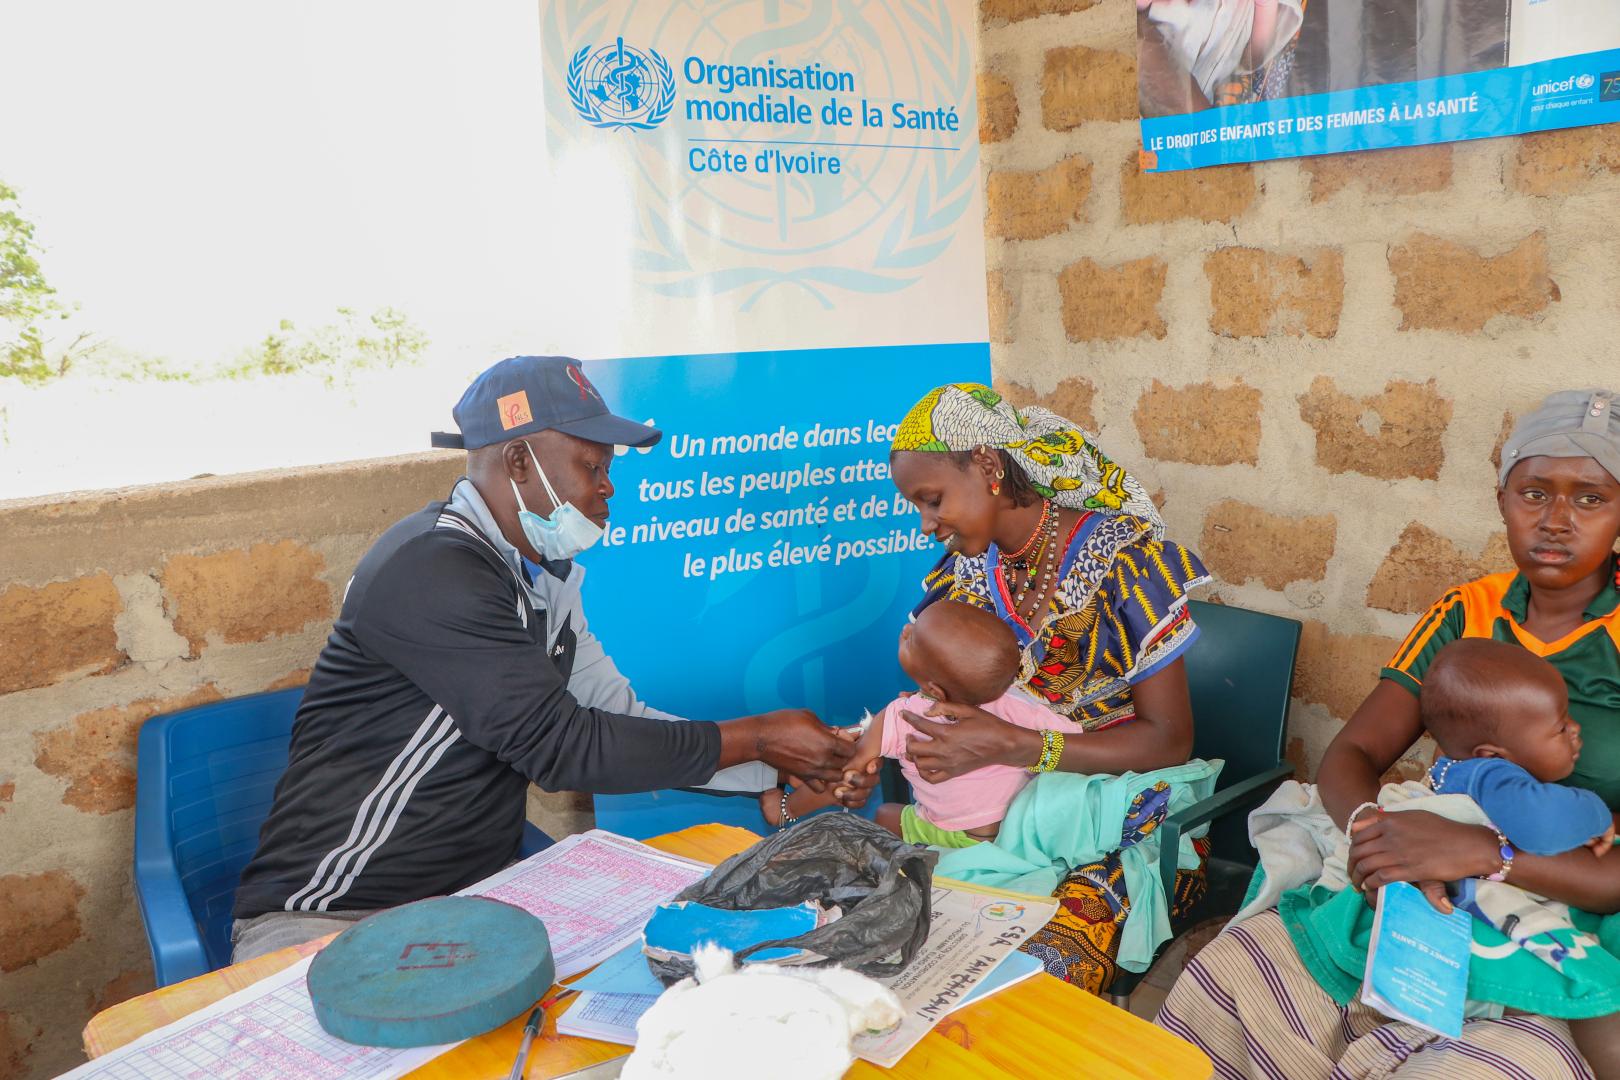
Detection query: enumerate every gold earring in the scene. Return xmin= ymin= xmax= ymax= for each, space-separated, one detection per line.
xmin=991 ymin=468 xmax=1005 ymax=497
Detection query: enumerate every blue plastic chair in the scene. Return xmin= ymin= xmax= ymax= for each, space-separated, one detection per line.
xmin=1106 ymin=598 xmax=1301 ymax=1004
xmin=135 ymin=687 xmax=553 ymax=987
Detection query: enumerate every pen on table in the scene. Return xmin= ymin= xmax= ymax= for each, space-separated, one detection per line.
xmin=507 ymin=1005 xmax=544 ymax=1080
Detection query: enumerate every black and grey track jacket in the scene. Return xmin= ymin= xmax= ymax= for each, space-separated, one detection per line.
xmin=234 ymin=479 xmax=764 ymax=918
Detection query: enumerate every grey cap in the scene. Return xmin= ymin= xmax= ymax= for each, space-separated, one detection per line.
xmin=1498 ymin=388 xmax=1620 ymax=486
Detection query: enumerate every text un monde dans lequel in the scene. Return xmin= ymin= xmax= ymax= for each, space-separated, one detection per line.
xmin=599 ymin=416 xmax=933 ymax=580
xmin=682 ymin=56 xmax=961 ymax=177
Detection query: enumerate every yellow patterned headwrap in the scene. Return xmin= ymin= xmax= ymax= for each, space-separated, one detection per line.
xmin=892 ymin=383 xmax=1164 ymax=533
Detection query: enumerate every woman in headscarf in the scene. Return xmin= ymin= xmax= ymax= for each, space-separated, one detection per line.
xmin=885 ymin=382 xmax=1212 ymax=993
xmin=1158 ymin=388 xmax=1620 ymax=1078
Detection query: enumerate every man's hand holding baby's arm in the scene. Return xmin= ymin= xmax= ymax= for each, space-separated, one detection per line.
xmin=832 ymin=712 xmax=886 ymax=807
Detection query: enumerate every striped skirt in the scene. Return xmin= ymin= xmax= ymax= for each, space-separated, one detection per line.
xmin=1156 ymin=910 xmax=1593 ymax=1079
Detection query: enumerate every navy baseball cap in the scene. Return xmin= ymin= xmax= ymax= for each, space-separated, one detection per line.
xmin=430 ymin=355 xmax=662 ymax=451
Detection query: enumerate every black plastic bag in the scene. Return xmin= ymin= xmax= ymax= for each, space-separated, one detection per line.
xmin=646 ymin=814 xmax=938 ymax=984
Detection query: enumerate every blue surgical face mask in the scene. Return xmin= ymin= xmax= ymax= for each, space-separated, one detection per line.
xmin=508 ymin=440 xmax=604 ymax=560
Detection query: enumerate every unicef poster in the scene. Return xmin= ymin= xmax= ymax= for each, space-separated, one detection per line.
xmin=1137 ymin=0 xmax=1620 ymax=171
xmin=536 ymin=1 xmax=988 ymax=829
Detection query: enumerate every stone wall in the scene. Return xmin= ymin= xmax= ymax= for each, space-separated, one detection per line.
xmin=977 ymin=0 xmax=1620 ymax=782
xmin=0 ymin=455 xmax=592 ymax=1079
xmin=7 ymin=6 xmax=1620 ymax=1076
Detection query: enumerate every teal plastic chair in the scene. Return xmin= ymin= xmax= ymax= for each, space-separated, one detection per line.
xmin=135 ymin=688 xmax=553 ymax=986
xmin=1107 ymin=598 xmax=1301 ymax=1006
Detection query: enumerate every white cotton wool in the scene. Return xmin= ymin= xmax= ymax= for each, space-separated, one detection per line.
xmin=621 ymin=943 xmax=904 ymax=1080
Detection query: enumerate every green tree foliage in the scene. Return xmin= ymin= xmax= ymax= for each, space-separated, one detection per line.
xmin=225 ymin=306 xmax=430 ymax=386
xmin=0 ymin=182 xmax=72 ymax=384
xmin=0 ymin=180 xmax=430 ymax=387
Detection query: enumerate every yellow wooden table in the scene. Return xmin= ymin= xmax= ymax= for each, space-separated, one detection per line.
xmin=85 ymin=825 xmax=1211 ymax=1079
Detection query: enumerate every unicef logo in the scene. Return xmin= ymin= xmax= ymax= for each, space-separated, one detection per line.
xmin=567 ymin=37 xmax=675 ymax=131
xmin=1578 ymin=73 xmax=1597 ymax=90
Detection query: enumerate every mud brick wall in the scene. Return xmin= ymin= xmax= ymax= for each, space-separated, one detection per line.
xmin=6 ymin=4 xmax=1620 ymax=1075
xmin=977 ymin=0 xmax=1620 ymax=780
xmin=0 ymin=454 xmax=593 ymax=1078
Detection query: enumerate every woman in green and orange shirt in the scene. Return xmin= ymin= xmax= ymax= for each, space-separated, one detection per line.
xmin=1161 ymin=388 xmax=1620 ymax=1078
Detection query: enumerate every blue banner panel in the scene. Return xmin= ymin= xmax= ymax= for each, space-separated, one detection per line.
xmin=1142 ymin=46 xmax=1620 ymax=172
xmin=580 ymin=342 xmax=987 ymax=725
xmin=582 ymin=342 xmax=986 ymax=837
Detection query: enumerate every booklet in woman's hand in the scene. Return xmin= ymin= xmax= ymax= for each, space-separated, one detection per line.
xmin=1361 ymin=881 xmax=1472 ymax=1038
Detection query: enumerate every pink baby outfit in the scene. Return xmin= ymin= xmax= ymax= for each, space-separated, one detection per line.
xmin=879 ymin=691 xmax=1086 ymax=832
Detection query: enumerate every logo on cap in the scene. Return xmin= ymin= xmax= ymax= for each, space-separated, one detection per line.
xmin=497 ymin=390 xmax=534 ymax=431
xmin=566 ymin=363 xmax=603 ymax=403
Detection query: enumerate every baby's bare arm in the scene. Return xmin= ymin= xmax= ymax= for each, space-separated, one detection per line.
xmin=847 ymin=712 xmax=886 ymax=772
xmin=766 ymin=714 xmax=890 ymax=823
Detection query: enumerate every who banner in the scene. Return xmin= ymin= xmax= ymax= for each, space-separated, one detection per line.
xmin=535 ymin=0 xmax=987 ymax=823
xmin=1136 ymin=0 xmax=1620 ymax=171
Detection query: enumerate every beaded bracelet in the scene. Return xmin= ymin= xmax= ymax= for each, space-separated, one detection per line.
xmin=1345 ymin=800 xmax=1381 ymax=843
xmin=1483 ymin=827 xmax=1515 ymax=882
xmin=778 ymin=787 xmax=799 ymax=832
xmin=1028 ymin=730 xmax=1065 ymax=773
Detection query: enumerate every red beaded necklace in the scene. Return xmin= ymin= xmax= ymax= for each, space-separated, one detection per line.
xmin=1010 ymin=507 xmax=1061 ymax=619
xmin=1004 ymin=499 xmax=1054 ymax=566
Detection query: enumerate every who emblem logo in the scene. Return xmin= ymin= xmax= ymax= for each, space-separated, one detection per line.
xmin=567 ymin=37 xmax=675 ymax=131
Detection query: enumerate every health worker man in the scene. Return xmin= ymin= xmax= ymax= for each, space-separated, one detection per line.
xmin=231 ymin=355 xmax=858 ymax=960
